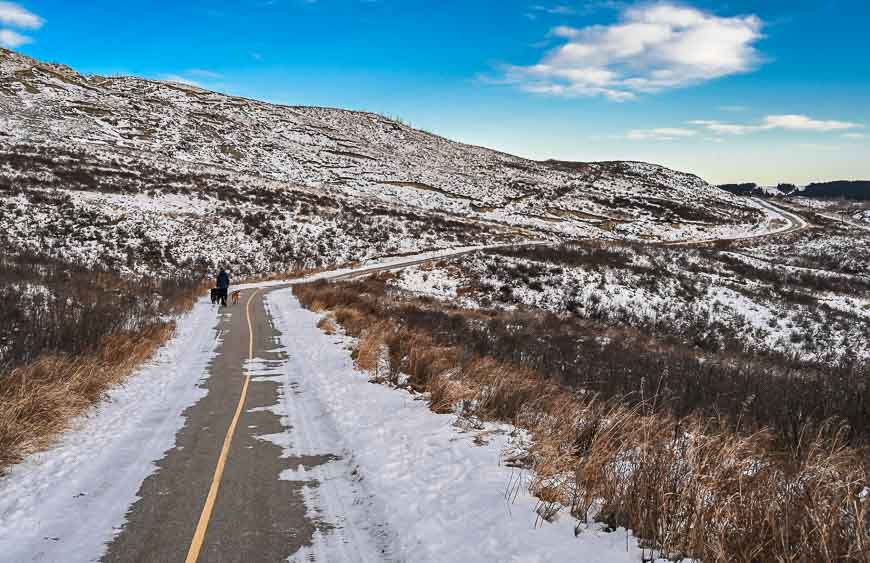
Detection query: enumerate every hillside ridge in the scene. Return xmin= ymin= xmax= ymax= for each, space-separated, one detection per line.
xmin=0 ymin=48 xmax=772 ymax=275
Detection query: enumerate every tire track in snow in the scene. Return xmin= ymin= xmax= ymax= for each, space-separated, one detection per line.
xmin=264 ymin=292 xmax=396 ymax=562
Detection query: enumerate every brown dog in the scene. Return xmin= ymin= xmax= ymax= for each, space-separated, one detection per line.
xmin=231 ymin=291 xmax=241 ymax=305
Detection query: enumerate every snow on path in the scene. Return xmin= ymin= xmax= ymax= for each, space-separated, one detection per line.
xmin=0 ymin=246 xmax=534 ymax=563
xmin=266 ymin=288 xmax=645 ymax=563
xmin=0 ymin=298 xmax=221 ymax=563
xmin=233 ymin=242 xmax=546 ymax=291
xmin=665 ymin=197 xmax=809 ymax=245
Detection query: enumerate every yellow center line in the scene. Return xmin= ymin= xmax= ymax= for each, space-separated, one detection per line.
xmin=185 ymin=288 xmax=260 ymax=563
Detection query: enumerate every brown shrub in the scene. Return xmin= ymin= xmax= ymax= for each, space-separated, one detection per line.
xmin=398 ymin=331 xmax=459 ymax=391
xmin=294 ymin=279 xmax=870 ymax=562
xmin=0 ymin=323 xmax=173 ymax=472
xmin=0 ymin=248 xmax=207 ymax=475
xmin=355 ymin=321 xmax=390 ymax=375
xmin=316 ymin=317 xmax=336 ymax=335
xmin=332 ymin=307 xmax=369 ymax=336
xmin=428 ymin=370 xmax=474 ymax=414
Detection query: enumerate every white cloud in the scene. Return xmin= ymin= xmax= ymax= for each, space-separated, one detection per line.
xmin=0 ymin=27 xmax=29 ymax=47
xmin=0 ymin=1 xmax=42 ymax=48
xmin=508 ymin=3 xmax=764 ymax=100
xmin=187 ymin=68 xmax=223 ymax=79
xmin=550 ymin=25 xmax=580 ymax=38
xmin=0 ymin=2 xmax=42 ymax=29
xmin=625 ymin=114 xmax=864 ymax=143
xmin=689 ymin=119 xmax=757 ymax=135
xmin=626 ymin=127 xmax=697 ymax=141
xmin=689 ymin=114 xmax=863 ymax=135
xmin=526 ymin=4 xmax=576 ymax=19
xmin=531 ymin=5 xmax=576 ymax=15
xmin=762 ymin=114 xmax=860 ymax=132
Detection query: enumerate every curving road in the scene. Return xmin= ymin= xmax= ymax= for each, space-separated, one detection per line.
xmin=663 ymin=197 xmax=811 ymax=247
xmin=752 ymin=197 xmax=812 ymax=236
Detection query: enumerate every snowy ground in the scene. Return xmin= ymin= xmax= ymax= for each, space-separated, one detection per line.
xmin=267 ymin=289 xmax=646 ymax=563
xmin=0 ymin=251 xmax=650 ymax=562
xmin=0 ymin=297 xmax=220 ymax=562
xmin=0 ymin=175 xmax=517 ymax=276
xmin=390 ymin=239 xmax=870 ymax=365
xmin=1 ymin=47 xmax=775 ymax=280
xmin=734 ymin=208 xmax=870 ymax=276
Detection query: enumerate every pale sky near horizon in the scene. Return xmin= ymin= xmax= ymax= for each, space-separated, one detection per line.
xmin=4 ymin=1 xmax=869 ymax=185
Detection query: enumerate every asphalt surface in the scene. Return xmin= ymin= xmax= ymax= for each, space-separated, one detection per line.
xmin=102 ymin=286 xmax=329 ymax=563
xmin=98 ymin=250 xmax=516 ymax=563
xmin=753 ymin=198 xmax=811 ymax=236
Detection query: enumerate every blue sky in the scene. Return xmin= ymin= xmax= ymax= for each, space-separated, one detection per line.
xmin=3 ymin=0 xmax=869 ymax=184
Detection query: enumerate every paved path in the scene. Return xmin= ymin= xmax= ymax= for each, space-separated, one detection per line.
xmin=102 ymin=217 xmax=819 ymax=561
xmin=98 ymin=248 xmax=470 ymax=562
xmin=102 ymin=287 xmax=328 ymax=562
xmin=753 ymin=198 xmax=812 ymax=236
xmin=663 ymin=197 xmax=811 ymax=247
xmin=90 ymin=248 xmax=517 ymax=562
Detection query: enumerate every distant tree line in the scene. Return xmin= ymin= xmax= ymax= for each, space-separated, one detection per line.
xmin=718 ymin=180 xmax=868 ymax=199
xmin=802 ymin=180 xmax=870 ymax=200
xmin=718 ymin=182 xmax=765 ymax=196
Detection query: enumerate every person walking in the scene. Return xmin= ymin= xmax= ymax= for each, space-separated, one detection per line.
xmin=216 ymin=268 xmax=230 ymax=307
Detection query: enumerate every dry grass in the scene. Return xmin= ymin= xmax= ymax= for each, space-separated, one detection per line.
xmin=316 ymin=316 xmax=336 ymax=335
xmin=295 ymin=279 xmax=870 ymax=562
xmin=0 ymin=323 xmax=173 ymax=472
xmin=0 ymin=250 xmax=206 ymax=475
xmin=332 ymin=306 xmax=371 ymax=336
xmin=355 ymin=322 xmax=390 ymax=373
xmin=163 ymin=279 xmax=212 ymax=314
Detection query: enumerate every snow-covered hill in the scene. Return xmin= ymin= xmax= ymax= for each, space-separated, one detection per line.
xmin=0 ymin=48 xmax=766 ymax=275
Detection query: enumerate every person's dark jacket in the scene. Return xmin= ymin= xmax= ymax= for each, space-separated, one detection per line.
xmin=217 ymin=270 xmax=230 ymax=289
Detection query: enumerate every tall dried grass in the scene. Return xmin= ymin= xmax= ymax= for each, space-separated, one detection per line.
xmin=355 ymin=321 xmax=392 ymax=375
xmin=316 ymin=317 xmax=336 ymax=335
xmin=0 ymin=323 xmax=173 ymax=472
xmin=298 ymin=280 xmax=870 ymax=562
xmin=0 ymin=250 xmax=205 ymax=474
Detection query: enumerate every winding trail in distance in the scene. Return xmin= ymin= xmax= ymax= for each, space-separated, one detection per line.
xmin=663 ymin=197 xmax=812 ymax=247
xmin=752 ymin=198 xmax=812 ymax=236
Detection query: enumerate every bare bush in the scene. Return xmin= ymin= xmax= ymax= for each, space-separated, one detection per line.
xmin=0 ymin=323 xmax=174 ymax=471
xmin=0 ymin=250 xmax=204 ymax=473
xmin=296 ymin=277 xmax=870 ymax=561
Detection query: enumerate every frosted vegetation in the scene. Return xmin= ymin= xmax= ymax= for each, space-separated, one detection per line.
xmin=0 ymin=48 xmax=777 ymax=277
xmin=394 ymin=234 xmax=870 ymax=365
